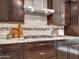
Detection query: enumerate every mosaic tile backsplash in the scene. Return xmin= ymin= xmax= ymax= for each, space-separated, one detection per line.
xmin=0 ymin=15 xmax=64 ymax=39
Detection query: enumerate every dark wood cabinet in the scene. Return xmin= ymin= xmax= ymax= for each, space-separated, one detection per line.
xmin=24 ymin=41 xmax=57 ymax=59
xmin=47 ymin=0 xmax=53 ymax=25
xmin=65 ymin=1 xmax=71 ymax=26
xmin=47 ymin=0 xmax=53 ymax=9
xmin=0 ymin=44 xmax=23 ymax=59
xmin=8 ymin=0 xmax=24 ymax=23
xmin=0 ymin=42 xmax=57 ymax=59
xmin=47 ymin=0 xmax=65 ymax=25
xmin=0 ymin=0 xmax=9 ymax=22
xmin=24 ymin=48 xmax=56 ymax=59
xmin=64 ymin=0 xmax=79 ymax=36
xmin=0 ymin=0 xmax=24 ymax=23
xmin=0 ymin=50 xmax=23 ymax=59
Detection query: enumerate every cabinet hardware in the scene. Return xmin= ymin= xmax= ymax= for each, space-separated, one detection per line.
xmin=40 ymin=52 xmax=45 ymax=55
xmin=0 ymin=55 xmax=10 ymax=58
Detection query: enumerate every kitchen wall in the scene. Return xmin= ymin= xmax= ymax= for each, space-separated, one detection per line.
xmin=0 ymin=0 xmax=64 ymax=39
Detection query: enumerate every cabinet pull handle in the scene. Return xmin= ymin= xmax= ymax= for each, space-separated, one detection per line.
xmin=40 ymin=52 xmax=45 ymax=55
xmin=0 ymin=55 xmax=10 ymax=58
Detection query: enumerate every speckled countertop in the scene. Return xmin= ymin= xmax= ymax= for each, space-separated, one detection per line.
xmin=0 ymin=35 xmax=79 ymax=45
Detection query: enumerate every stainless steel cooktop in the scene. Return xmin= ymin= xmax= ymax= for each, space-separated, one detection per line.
xmin=24 ymin=35 xmax=54 ymax=39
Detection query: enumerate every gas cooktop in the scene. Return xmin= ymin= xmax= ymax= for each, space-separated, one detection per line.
xmin=24 ymin=35 xmax=54 ymax=39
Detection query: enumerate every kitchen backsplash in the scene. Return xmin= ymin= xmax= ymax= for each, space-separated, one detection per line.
xmin=0 ymin=15 xmax=64 ymax=39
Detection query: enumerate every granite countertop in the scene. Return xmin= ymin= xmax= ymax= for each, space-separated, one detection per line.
xmin=57 ymin=43 xmax=79 ymax=55
xmin=58 ymin=46 xmax=79 ymax=55
xmin=0 ymin=35 xmax=79 ymax=45
xmin=57 ymin=39 xmax=79 ymax=55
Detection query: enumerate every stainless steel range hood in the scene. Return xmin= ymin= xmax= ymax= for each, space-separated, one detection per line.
xmin=24 ymin=6 xmax=55 ymax=16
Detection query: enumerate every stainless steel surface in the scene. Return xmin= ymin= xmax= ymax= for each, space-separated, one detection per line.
xmin=56 ymin=39 xmax=79 ymax=46
xmin=23 ymin=28 xmax=51 ymax=30
xmin=24 ymin=35 xmax=54 ymax=39
xmin=57 ymin=39 xmax=79 ymax=55
xmin=24 ymin=6 xmax=55 ymax=16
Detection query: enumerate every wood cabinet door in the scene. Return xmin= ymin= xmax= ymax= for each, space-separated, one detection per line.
xmin=65 ymin=2 xmax=71 ymax=26
xmin=24 ymin=48 xmax=56 ymax=59
xmin=47 ymin=0 xmax=53 ymax=9
xmin=24 ymin=42 xmax=57 ymax=59
xmin=0 ymin=0 xmax=9 ymax=22
xmin=64 ymin=2 xmax=78 ymax=36
xmin=0 ymin=44 xmax=23 ymax=59
xmin=0 ymin=50 xmax=23 ymax=59
xmin=8 ymin=0 xmax=24 ymax=23
xmin=0 ymin=0 xmax=24 ymax=23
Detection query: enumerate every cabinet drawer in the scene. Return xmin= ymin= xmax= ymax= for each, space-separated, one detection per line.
xmin=24 ymin=47 xmax=56 ymax=59
xmin=25 ymin=42 xmax=54 ymax=49
xmin=24 ymin=50 xmax=41 ymax=59
xmin=0 ymin=50 xmax=23 ymax=59
xmin=38 ymin=48 xmax=56 ymax=57
xmin=35 ymin=42 xmax=53 ymax=47
xmin=25 ymin=50 xmax=56 ymax=59
xmin=0 ymin=44 xmax=23 ymax=52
